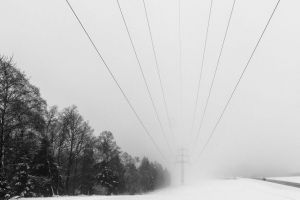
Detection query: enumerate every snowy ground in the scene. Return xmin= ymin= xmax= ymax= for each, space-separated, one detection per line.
xmin=22 ymin=178 xmax=300 ymax=200
xmin=270 ymin=176 xmax=300 ymax=184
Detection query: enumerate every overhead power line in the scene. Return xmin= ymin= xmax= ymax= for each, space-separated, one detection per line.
xmin=142 ymin=0 xmax=177 ymax=149
xmin=65 ymin=0 xmax=170 ymax=164
xmin=191 ymin=0 xmax=235 ymax=154
xmin=192 ymin=0 xmax=281 ymax=165
xmin=117 ymin=0 xmax=174 ymax=155
xmin=188 ymin=0 xmax=214 ymax=152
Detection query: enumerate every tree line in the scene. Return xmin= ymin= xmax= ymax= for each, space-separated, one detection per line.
xmin=0 ymin=55 xmax=171 ymax=198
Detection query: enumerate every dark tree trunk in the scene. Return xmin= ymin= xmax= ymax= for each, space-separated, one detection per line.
xmin=72 ymin=158 xmax=78 ymax=195
xmin=80 ymin=154 xmax=86 ymax=194
xmin=57 ymin=168 xmax=60 ymax=195
xmin=46 ymin=150 xmax=55 ymax=196
xmin=0 ymin=99 xmax=6 ymax=175
xmin=65 ymin=152 xmax=74 ymax=195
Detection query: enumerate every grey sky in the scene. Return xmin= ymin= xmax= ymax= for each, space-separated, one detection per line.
xmin=1 ymin=0 xmax=300 ymax=178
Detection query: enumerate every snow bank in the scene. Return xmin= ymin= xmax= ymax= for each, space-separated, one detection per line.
xmin=20 ymin=178 xmax=300 ymax=200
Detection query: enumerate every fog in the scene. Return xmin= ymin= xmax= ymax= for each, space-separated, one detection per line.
xmin=1 ymin=0 xmax=300 ymax=183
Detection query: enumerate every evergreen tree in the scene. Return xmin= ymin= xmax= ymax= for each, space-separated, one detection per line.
xmin=163 ymin=168 xmax=171 ymax=187
xmin=153 ymin=162 xmax=164 ymax=189
xmin=31 ymin=136 xmax=59 ymax=196
xmin=138 ymin=157 xmax=152 ymax=192
xmin=121 ymin=152 xmax=141 ymax=194
xmin=10 ymin=131 xmax=41 ymax=197
xmin=95 ymin=162 xmax=119 ymax=195
xmin=149 ymin=163 xmax=157 ymax=191
xmin=94 ymin=131 xmax=125 ymax=195
xmin=123 ymin=162 xmax=140 ymax=194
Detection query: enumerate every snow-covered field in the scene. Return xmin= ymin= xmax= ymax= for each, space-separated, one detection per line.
xmin=270 ymin=176 xmax=300 ymax=184
xmin=21 ymin=178 xmax=300 ymax=200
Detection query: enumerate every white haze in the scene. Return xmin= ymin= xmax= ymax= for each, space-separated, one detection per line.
xmin=1 ymin=0 xmax=300 ymax=183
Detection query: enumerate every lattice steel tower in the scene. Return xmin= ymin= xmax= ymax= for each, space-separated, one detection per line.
xmin=175 ymin=148 xmax=190 ymax=185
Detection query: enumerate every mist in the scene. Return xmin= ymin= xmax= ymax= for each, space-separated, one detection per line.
xmin=1 ymin=0 xmax=300 ymax=187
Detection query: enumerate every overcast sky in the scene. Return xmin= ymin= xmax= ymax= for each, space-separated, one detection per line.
xmin=1 ymin=0 xmax=300 ymax=180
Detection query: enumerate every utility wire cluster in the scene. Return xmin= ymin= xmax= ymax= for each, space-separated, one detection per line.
xmin=65 ymin=0 xmax=281 ymax=165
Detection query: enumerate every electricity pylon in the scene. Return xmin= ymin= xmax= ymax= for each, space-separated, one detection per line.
xmin=175 ymin=148 xmax=190 ymax=185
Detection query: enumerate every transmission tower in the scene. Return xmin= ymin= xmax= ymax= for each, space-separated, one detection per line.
xmin=175 ymin=148 xmax=190 ymax=185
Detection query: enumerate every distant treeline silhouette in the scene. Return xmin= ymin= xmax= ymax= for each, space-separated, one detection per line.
xmin=0 ymin=55 xmax=171 ymax=198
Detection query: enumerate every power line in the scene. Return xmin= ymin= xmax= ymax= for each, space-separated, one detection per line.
xmin=65 ymin=0 xmax=170 ymax=164
xmin=117 ymin=0 xmax=174 ymax=155
xmin=191 ymin=0 xmax=235 ymax=154
xmin=192 ymin=0 xmax=281 ymax=165
xmin=142 ymin=0 xmax=177 ymax=149
xmin=188 ymin=0 xmax=214 ymax=152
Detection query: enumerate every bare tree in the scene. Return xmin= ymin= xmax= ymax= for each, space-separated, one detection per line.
xmin=59 ymin=106 xmax=93 ymax=195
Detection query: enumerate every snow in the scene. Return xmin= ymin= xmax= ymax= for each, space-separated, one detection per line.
xmin=20 ymin=178 xmax=300 ymax=200
xmin=270 ymin=176 xmax=300 ymax=184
